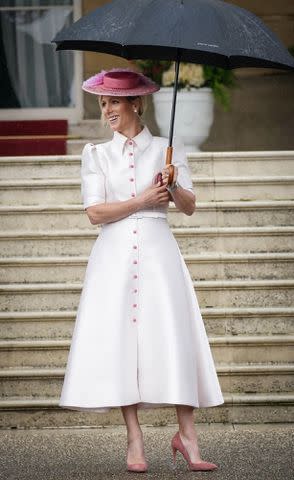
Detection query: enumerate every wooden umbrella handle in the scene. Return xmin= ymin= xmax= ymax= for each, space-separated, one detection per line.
xmin=152 ymin=146 xmax=175 ymax=191
xmin=166 ymin=146 xmax=175 ymax=185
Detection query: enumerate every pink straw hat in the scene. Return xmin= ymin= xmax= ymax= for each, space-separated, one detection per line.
xmin=82 ymin=67 xmax=160 ymax=96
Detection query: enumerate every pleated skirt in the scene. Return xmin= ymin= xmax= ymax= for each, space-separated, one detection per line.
xmin=59 ymin=215 xmax=224 ymax=412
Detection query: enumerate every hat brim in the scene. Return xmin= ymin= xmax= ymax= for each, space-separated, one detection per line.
xmin=82 ymin=80 xmax=160 ymax=96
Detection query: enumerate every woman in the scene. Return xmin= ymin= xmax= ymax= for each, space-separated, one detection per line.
xmin=59 ymin=68 xmax=224 ymax=473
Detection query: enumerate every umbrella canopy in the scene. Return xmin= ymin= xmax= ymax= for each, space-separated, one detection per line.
xmin=53 ymin=0 xmax=294 ymax=70
xmin=52 ymin=0 xmax=294 ymax=182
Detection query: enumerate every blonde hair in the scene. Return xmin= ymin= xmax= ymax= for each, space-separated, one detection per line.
xmin=98 ymin=95 xmax=147 ymax=127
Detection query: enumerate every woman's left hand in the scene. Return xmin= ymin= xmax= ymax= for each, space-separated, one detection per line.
xmin=161 ymin=165 xmax=178 ymax=187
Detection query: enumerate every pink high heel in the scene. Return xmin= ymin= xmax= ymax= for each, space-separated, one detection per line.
xmin=127 ymin=462 xmax=148 ymax=473
xmin=171 ymin=431 xmax=218 ymax=471
xmin=126 ymin=436 xmax=148 ymax=473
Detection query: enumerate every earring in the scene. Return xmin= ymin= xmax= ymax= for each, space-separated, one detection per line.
xmin=134 ymin=108 xmax=137 ymax=113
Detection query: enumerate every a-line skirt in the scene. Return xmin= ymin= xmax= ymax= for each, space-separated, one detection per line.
xmin=59 ymin=215 xmax=224 ymax=412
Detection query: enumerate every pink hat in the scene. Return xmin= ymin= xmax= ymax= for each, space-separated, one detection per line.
xmin=82 ymin=67 xmax=160 ymax=96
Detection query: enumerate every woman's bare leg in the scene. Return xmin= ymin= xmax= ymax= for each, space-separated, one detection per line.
xmin=121 ymin=404 xmax=146 ymax=464
xmin=175 ymin=405 xmax=203 ymax=463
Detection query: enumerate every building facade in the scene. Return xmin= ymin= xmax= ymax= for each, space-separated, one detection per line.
xmin=0 ymin=0 xmax=293 ymax=150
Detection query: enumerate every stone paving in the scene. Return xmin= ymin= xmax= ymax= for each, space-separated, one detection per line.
xmin=0 ymin=423 xmax=293 ymax=480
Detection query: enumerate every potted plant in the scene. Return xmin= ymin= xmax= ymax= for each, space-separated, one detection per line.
xmin=132 ymin=59 xmax=237 ymax=151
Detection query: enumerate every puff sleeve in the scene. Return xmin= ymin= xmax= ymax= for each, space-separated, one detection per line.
xmin=81 ymin=143 xmax=106 ymax=210
xmin=172 ymin=139 xmax=195 ymax=194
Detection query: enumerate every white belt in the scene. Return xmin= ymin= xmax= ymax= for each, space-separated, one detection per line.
xmin=128 ymin=211 xmax=167 ymax=219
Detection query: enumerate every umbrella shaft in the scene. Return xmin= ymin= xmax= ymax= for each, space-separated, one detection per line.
xmin=168 ymin=57 xmax=180 ymax=148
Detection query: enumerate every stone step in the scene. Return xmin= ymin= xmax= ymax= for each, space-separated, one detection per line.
xmin=67 ymin=141 xmax=294 ymax=179
xmin=195 ymin=176 xmax=294 ymax=201
xmin=1 ymin=392 xmax=293 ymax=426
xmin=0 ymin=363 xmax=292 ymax=398
xmin=0 ymin=279 xmax=293 ymax=311
xmin=1 ymin=176 xmax=294 ymax=205
xmin=1 ymin=253 xmax=294 ymax=283
xmin=67 ymin=139 xmax=103 ymax=155
xmin=0 ymin=226 xmax=293 ymax=257
xmin=0 ymin=155 xmax=81 ymax=179
xmin=66 ymin=130 xmax=294 ymax=174
xmin=186 ymin=151 xmax=294 ymax=177
xmin=186 ymin=253 xmax=294 ymax=280
xmin=68 ymin=119 xmax=108 ymax=140
xmin=0 ymin=151 xmax=293 ymax=179
xmin=156 ymin=201 xmax=294 ymax=228
xmin=1 ymin=201 xmax=293 ymax=230
xmin=0 ymin=335 xmax=292 ymax=368
xmin=1 ymin=307 xmax=293 ymax=340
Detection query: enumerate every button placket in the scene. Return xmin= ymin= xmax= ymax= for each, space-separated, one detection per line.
xmin=131 ymin=220 xmax=139 ymax=324
xmin=127 ymin=140 xmax=136 ymax=199
xmin=126 ymin=142 xmax=138 ymax=324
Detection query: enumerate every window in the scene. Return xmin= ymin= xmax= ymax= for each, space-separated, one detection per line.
xmin=0 ymin=1 xmax=82 ymax=120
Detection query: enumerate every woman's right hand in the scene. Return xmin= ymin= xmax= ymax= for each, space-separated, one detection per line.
xmin=137 ymin=181 xmax=170 ymax=209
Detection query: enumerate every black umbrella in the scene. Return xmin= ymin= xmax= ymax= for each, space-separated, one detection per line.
xmin=52 ymin=0 xmax=294 ymax=184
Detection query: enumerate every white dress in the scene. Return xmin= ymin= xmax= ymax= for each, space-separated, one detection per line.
xmin=59 ymin=125 xmax=224 ymax=412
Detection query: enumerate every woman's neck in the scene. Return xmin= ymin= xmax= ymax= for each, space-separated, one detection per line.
xmin=119 ymin=122 xmax=143 ymax=140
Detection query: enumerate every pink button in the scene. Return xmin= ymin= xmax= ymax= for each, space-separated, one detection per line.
xmin=131 ymin=193 xmax=135 ymax=197
xmin=129 ymin=164 xmax=134 ymax=168
xmin=133 ymin=260 xmax=138 ymax=264
xmin=133 ymin=318 xmax=137 ymax=322
xmin=129 ymin=152 xmax=133 ymax=156
xmin=134 ymin=289 xmax=138 ymax=293
xmin=133 ymin=304 xmax=137 ymax=308
xmin=129 ymin=141 xmax=133 ymax=145
xmin=133 ymin=230 xmax=137 ymax=234
xmin=133 ymin=245 xmax=137 ymax=249
xmin=130 ymin=178 xmax=134 ymax=182
xmin=133 ymin=274 xmax=138 ymax=279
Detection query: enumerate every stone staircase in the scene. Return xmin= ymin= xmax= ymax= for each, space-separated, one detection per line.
xmin=0 ymin=149 xmax=293 ymax=429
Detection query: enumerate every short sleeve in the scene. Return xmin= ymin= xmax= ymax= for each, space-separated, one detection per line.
xmin=81 ymin=143 xmax=106 ymax=209
xmin=172 ymin=139 xmax=195 ymax=194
